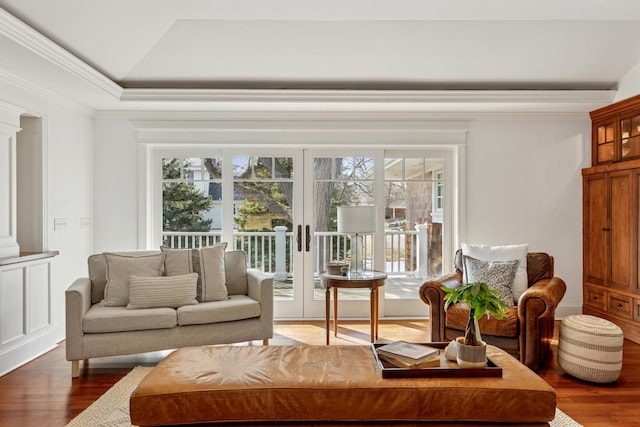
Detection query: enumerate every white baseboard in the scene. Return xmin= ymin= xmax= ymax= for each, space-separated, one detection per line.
xmin=555 ymin=304 xmax=583 ymax=319
xmin=0 ymin=332 xmax=57 ymax=377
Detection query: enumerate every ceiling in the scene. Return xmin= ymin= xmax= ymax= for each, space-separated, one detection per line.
xmin=1 ymin=0 xmax=640 ymax=112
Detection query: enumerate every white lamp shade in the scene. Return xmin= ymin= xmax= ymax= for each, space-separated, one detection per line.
xmin=337 ymin=206 xmax=376 ymax=234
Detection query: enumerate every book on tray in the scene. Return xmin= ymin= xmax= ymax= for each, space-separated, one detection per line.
xmin=376 ymin=341 xmax=441 ymax=368
xmin=377 ymin=352 xmax=441 ymax=368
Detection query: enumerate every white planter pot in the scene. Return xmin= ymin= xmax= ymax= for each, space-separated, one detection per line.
xmin=456 ymin=337 xmax=487 ymax=368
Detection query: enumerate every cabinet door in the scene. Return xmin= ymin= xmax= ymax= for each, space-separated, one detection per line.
xmin=609 ymin=170 xmax=634 ymax=290
xmin=584 ymin=173 xmax=607 ymax=285
xmin=593 ymin=121 xmax=616 ymax=164
xmin=584 ymin=170 xmax=636 ymax=290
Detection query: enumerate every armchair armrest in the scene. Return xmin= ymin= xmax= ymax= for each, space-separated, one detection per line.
xmin=419 ymin=272 xmax=463 ymax=342
xmin=517 ymin=277 xmax=567 ymax=318
xmin=65 ymin=278 xmax=92 ymax=361
xmin=517 ymin=276 xmax=566 ymax=369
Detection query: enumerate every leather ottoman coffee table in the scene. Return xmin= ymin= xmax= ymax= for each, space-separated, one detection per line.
xmin=130 ymin=344 xmax=556 ymax=426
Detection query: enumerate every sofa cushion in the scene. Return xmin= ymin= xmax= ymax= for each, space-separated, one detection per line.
xmin=161 ymin=243 xmax=228 ymax=301
xmin=127 ymin=273 xmax=198 ymax=309
xmin=224 ymin=250 xmax=248 ymax=295
xmin=88 ymin=250 xmax=159 ymax=305
xmin=177 ymin=295 xmax=260 ymax=326
xmin=161 ymin=247 xmax=201 ymax=300
xmin=161 ymin=247 xmax=195 ymax=276
xmin=461 ymin=243 xmax=529 ymax=302
xmin=462 ymin=255 xmax=518 ymax=306
xmin=199 ymin=243 xmax=228 ymax=301
xmin=100 ymin=252 xmax=165 ymax=307
xmin=83 ymin=305 xmax=177 ymax=333
xmin=446 ymin=303 xmax=519 ymax=338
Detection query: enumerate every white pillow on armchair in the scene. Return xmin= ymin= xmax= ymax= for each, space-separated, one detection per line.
xmin=461 ymin=243 xmax=529 ymax=302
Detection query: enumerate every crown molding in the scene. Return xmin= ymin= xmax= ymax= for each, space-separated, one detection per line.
xmin=94 ymin=108 xmax=595 ymax=122
xmin=0 ymin=68 xmax=95 ymax=117
xmin=0 ymin=8 xmax=122 ymax=100
xmin=119 ymin=88 xmax=615 ymax=106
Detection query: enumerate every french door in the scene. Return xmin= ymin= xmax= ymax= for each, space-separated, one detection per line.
xmin=301 ymin=149 xmax=384 ymax=318
xmin=155 ymin=147 xmax=451 ymax=319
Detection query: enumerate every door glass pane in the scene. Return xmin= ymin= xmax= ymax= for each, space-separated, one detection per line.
xmin=384 ymin=158 xmax=403 ymax=180
xmin=233 ymin=156 xmax=294 ymax=300
xmin=622 ymin=115 xmax=640 ymax=159
xmin=314 ymin=156 xmax=375 ymax=301
xmin=405 ymin=158 xmax=424 ymax=180
xmin=384 ymin=156 xmax=444 ymax=300
xmin=596 ymin=123 xmax=615 ymax=163
xmin=162 ymin=157 xmax=221 ymax=248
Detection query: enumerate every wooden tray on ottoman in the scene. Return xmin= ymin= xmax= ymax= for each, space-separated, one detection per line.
xmin=372 ymin=342 xmax=503 ymax=379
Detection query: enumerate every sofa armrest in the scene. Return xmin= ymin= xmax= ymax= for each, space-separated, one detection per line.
xmin=65 ymin=278 xmax=92 ymax=361
xmin=517 ymin=276 xmax=566 ymax=369
xmin=419 ymin=272 xmax=463 ymax=342
xmin=247 ymin=268 xmax=273 ymax=313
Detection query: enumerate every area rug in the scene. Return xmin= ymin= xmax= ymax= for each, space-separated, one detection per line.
xmin=66 ymin=367 xmax=583 ymax=427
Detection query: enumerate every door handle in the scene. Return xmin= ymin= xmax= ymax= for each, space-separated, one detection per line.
xmin=297 ymin=225 xmax=302 ymax=252
xmin=305 ymin=225 xmax=311 ymax=252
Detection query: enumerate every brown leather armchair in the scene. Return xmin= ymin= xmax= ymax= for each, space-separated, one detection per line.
xmin=419 ymin=251 xmax=566 ymax=370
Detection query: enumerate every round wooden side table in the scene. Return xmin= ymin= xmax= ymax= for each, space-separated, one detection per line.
xmin=320 ymin=271 xmax=387 ymax=344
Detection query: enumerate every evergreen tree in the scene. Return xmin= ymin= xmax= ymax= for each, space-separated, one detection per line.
xmin=162 ymin=159 xmax=213 ymax=232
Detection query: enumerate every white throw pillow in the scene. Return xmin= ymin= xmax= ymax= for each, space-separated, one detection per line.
xmin=462 ymin=255 xmax=519 ymax=306
xmin=461 ymin=243 xmax=529 ymax=302
xmin=101 ymin=252 xmax=165 ymax=306
xmin=127 ymin=273 xmax=198 ymax=309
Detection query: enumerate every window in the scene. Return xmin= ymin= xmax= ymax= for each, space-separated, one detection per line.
xmin=432 ymin=170 xmax=444 ymax=224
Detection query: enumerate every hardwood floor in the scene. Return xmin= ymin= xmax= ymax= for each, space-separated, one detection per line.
xmin=0 ymin=319 xmax=637 ymax=426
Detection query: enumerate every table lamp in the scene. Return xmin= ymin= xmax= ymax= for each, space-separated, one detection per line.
xmin=337 ymin=206 xmax=376 ymax=276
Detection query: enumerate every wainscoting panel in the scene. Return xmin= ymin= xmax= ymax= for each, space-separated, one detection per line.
xmin=0 ymin=256 xmax=57 ymax=376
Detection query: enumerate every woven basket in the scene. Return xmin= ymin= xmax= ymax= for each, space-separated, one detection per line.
xmin=558 ymin=314 xmax=623 ymax=383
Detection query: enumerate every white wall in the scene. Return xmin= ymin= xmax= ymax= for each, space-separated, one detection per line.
xmin=92 ymin=115 xmax=588 ymax=316
xmin=93 ymin=119 xmax=138 ymax=252
xmin=615 ymin=61 xmax=640 ymax=102
xmin=46 ymin=106 xmax=94 ymax=340
xmin=0 ymin=79 xmax=94 ymax=343
xmin=465 ymin=119 xmax=590 ymax=316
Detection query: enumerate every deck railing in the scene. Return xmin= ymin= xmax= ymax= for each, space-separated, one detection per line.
xmin=162 ymin=226 xmax=432 ymax=279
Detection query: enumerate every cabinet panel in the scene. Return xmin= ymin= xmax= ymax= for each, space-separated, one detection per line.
xmin=583 ymin=173 xmax=607 ymax=285
xmin=1 ymin=267 xmax=26 ymax=345
xmin=609 ymin=170 xmax=634 ymax=290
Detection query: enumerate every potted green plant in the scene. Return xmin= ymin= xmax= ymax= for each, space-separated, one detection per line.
xmin=442 ymin=282 xmax=508 ymax=368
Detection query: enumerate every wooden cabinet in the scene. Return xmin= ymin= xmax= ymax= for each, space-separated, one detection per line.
xmin=583 ymin=160 xmax=640 ymax=344
xmin=584 ymin=95 xmax=640 ymax=344
xmin=591 ymin=94 xmax=640 ymax=165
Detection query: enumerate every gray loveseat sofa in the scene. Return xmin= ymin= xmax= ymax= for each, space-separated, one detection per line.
xmin=65 ymin=248 xmax=273 ymax=378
